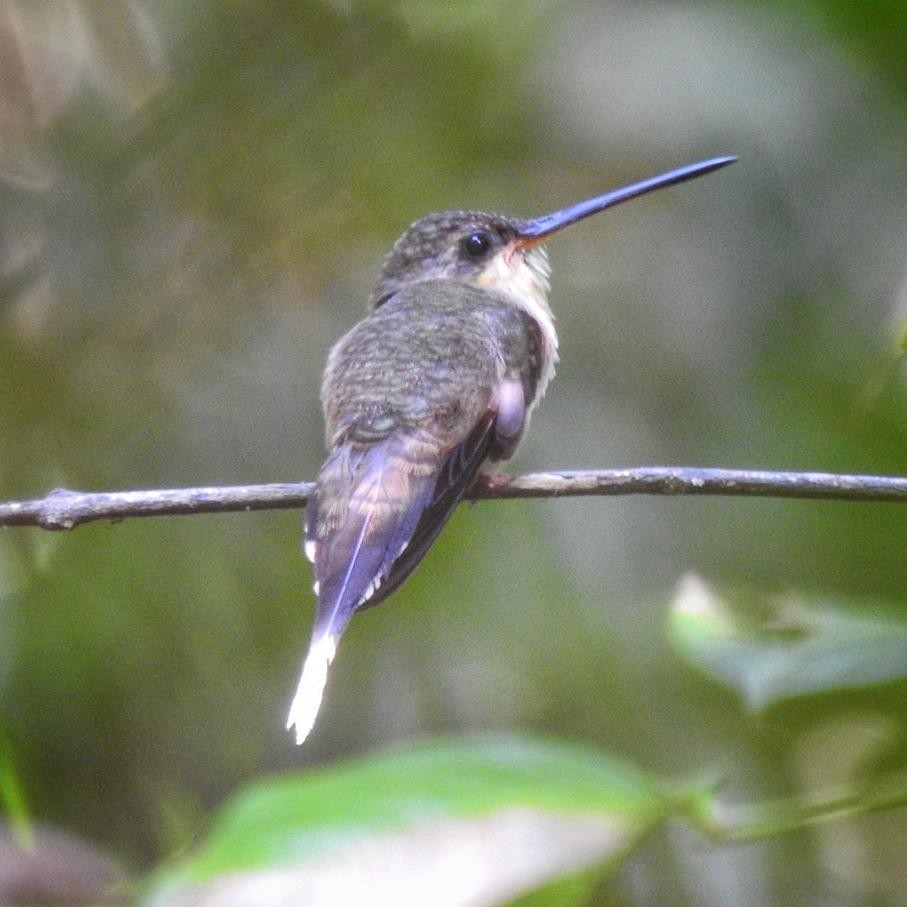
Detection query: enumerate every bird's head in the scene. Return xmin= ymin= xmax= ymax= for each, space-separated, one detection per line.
xmin=368 ymin=155 xmax=737 ymax=317
xmin=369 ymin=210 xmax=551 ymax=317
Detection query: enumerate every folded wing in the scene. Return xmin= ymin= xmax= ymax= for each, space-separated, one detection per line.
xmin=286 ymin=411 xmax=496 ymax=743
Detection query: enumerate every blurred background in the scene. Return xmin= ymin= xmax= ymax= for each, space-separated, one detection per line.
xmin=1 ymin=0 xmax=906 ymax=903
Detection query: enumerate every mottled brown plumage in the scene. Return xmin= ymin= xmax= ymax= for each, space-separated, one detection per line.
xmin=287 ymin=156 xmax=736 ymax=742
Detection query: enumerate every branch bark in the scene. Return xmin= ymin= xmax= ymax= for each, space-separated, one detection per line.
xmin=2 ymin=467 xmax=907 ymax=531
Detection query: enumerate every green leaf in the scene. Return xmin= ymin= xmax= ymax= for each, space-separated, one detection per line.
xmin=669 ymin=574 xmax=907 ymax=710
xmin=146 ymin=735 xmax=669 ymax=907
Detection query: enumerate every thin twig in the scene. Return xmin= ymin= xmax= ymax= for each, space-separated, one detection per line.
xmin=2 ymin=467 xmax=907 ymax=531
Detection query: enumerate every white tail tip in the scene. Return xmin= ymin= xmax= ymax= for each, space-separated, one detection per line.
xmin=286 ymin=634 xmax=337 ymax=745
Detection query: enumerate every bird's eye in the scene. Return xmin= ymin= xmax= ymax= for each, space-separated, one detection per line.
xmin=461 ymin=230 xmax=492 ymax=259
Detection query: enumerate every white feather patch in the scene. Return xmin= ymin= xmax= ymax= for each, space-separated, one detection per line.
xmin=286 ymin=634 xmax=337 ymax=745
xmin=304 ymin=539 xmax=317 ymax=563
xmin=475 ymin=245 xmax=558 ymax=405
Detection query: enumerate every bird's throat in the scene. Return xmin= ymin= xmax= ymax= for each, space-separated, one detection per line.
xmin=475 ymin=245 xmax=558 ymax=403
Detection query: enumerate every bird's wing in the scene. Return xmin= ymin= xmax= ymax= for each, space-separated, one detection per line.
xmin=287 ymin=411 xmax=495 ymax=743
xmin=355 ymin=407 xmax=497 ymax=611
xmin=374 ymin=373 xmax=528 ymax=602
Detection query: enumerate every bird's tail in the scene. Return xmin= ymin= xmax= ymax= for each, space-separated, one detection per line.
xmin=286 ymin=631 xmax=338 ymax=745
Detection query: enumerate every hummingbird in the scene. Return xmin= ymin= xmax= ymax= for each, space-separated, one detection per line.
xmin=287 ymin=155 xmax=736 ymax=743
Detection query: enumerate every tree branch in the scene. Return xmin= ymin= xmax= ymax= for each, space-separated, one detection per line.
xmin=2 ymin=467 xmax=907 ymax=531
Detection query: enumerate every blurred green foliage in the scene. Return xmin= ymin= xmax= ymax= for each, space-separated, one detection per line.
xmin=1 ymin=0 xmax=907 ymax=904
xmin=147 ymin=735 xmax=668 ymax=906
xmin=143 ymin=735 xmax=907 ymax=906
xmin=670 ymin=576 xmax=907 ymax=710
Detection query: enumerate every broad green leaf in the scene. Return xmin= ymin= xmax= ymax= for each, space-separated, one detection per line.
xmin=669 ymin=574 xmax=907 ymax=710
xmin=146 ymin=735 xmax=669 ymax=907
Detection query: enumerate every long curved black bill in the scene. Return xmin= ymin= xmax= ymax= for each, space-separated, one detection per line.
xmin=517 ymin=155 xmax=737 ymax=246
